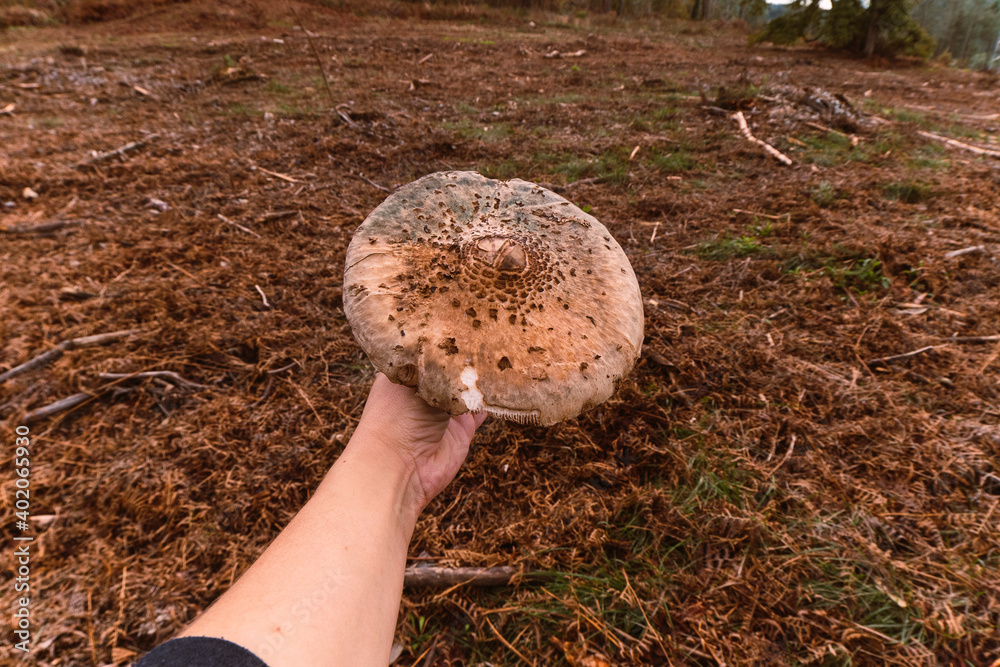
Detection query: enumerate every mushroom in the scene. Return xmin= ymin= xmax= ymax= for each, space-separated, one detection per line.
xmin=343 ymin=171 xmax=643 ymax=425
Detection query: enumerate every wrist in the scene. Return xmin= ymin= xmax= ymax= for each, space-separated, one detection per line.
xmin=339 ymin=427 xmax=425 ymax=526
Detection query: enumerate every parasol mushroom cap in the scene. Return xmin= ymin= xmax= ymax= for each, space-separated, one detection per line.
xmin=343 ymin=171 xmax=643 ymax=426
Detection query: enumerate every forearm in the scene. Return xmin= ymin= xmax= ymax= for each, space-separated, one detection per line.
xmin=180 ymin=431 xmax=419 ymax=667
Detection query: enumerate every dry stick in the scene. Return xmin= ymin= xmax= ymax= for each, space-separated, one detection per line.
xmin=0 ymin=329 xmax=141 ymax=386
xmin=918 ymin=130 xmax=1000 ymax=159
xmin=804 ymin=120 xmax=860 ymax=146
xmin=944 ymin=245 xmax=987 ymax=259
xmin=732 ymin=111 xmax=793 ymax=166
xmin=732 ymin=208 xmax=789 ymax=221
xmin=288 ymin=3 xmax=336 ymax=109
xmin=403 ymin=566 xmax=520 ymax=588
xmin=354 ymin=172 xmax=391 ymax=193
xmin=217 ymin=214 xmax=261 ymax=238
xmin=255 ymin=166 xmax=299 ymax=183
xmin=947 ymin=335 xmax=1000 ymax=344
xmin=75 ymin=134 xmax=159 ymax=168
xmin=768 ymin=434 xmax=798 ymax=476
xmin=23 ymin=393 xmax=93 ymax=424
xmin=1 ymin=219 xmax=83 ymax=235
xmin=260 ymin=210 xmax=298 ymax=222
xmin=97 ymin=371 xmax=208 ymax=390
xmin=867 ymin=345 xmax=937 ymax=369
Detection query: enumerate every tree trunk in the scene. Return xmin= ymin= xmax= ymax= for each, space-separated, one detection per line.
xmin=864 ymin=0 xmax=882 ymax=57
xmin=617 ymin=0 xmax=626 ymax=17
xmin=959 ymin=13 xmax=976 ymax=61
xmin=991 ymin=27 xmax=1000 ymax=70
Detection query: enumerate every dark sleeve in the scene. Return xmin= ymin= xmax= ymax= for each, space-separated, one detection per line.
xmin=135 ymin=636 xmax=268 ymax=667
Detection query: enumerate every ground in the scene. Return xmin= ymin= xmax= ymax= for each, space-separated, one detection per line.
xmin=1 ymin=2 xmax=999 ymax=666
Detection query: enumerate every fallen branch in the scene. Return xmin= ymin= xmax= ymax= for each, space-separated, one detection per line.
xmin=917 ymin=131 xmax=1000 ymax=159
xmin=403 ymin=566 xmax=522 ymax=588
xmin=97 ymin=370 xmax=208 ymax=390
xmin=24 ymin=393 xmax=93 ymax=424
xmin=804 ymin=120 xmax=860 ymax=147
xmin=943 ymin=245 xmax=987 ymax=259
xmin=75 ymin=134 xmax=159 ymax=168
xmin=0 ymin=329 xmax=142 ymax=386
xmin=732 ymin=111 xmax=793 ymax=166
xmin=1 ymin=219 xmax=83 ymax=235
xmin=867 ymin=345 xmax=937 ymax=370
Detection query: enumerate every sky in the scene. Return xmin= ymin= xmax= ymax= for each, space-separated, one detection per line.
xmin=769 ymin=0 xmax=835 ymax=8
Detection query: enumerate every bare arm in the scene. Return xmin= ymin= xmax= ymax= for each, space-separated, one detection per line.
xmin=179 ymin=374 xmax=487 ymax=666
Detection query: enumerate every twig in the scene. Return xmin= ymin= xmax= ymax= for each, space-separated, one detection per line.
xmin=562 ymin=176 xmax=604 ymax=189
xmin=75 ymin=134 xmax=159 ymax=168
xmin=768 ymin=434 xmax=797 ymax=475
xmin=217 ymin=214 xmax=261 ymax=238
xmin=943 ymin=245 xmax=987 ymax=259
xmin=946 ymin=335 xmax=1000 ymax=344
xmin=733 ymin=111 xmax=793 ymax=166
xmin=0 ymin=329 xmax=142 ymax=385
xmin=24 ymin=393 xmax=93 ymax=424
xmin=701 ymin=105 xmax=730 ymax=116
xmin=254 ymin=284 xmax=271 ymax=308
xmin=255 ymin=166 xmax=300 ymax=183
xmin=917 ymin=131 xmax=1000 ymax=159
xmin=804 ymin=120 xmax=860 ymax=146
xmin=1 ymin=219 xmax=83 ymax=235
xmin=336 ymin=109 xmax=357 ymax=127
xmin=260 ymin=210 xmax=298 ymax=222
xmin=287 ymin=4 xmax=336 ymax=109
xmin=732 ymin=209 xmax=789 ymax=221
xmin=354 ymin=172 xmax=391 ymax=193
xmin=403 ymin=566 xmax=521 ymax=588
xmin=97 ymin=371 xmax=208 ymax=390
xmin=867 ymin=345 xmax=937 ymax=369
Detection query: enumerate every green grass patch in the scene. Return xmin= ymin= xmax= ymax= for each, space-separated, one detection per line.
xmin=697 ymin=234 xmax=766 ymax=260
xmin=883 ymin=180 xmax=933 ymax=204
xmin=824 ymin=257 xmax=890 ymax=292
xmin=809 ymin=181 xmax=838 ymax=207
xmin=441 ymin=119 xmax=513 ymax=144
xmin=649 ymin=148 xmax=693 ymax=173
xmin=265 ymin=80 xmax=293 ymax=95
xmin=908 ymin=144 xmax=949 ymax=170
xmin=224 ymin=102 xmax=261 ymax=118
xmin=538 ymin=149 xmax=629 ymax=185
xmin=800 ymin=131 xmax=854 ymax=166
xmin=480 ymin=159 xmax=524 ymax=180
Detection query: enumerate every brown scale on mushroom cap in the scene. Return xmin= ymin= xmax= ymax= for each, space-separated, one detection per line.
xmin=343 ymin=171 xmax=644 ymax=426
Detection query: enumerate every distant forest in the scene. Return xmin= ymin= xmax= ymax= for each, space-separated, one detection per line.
xmin=395 ymin=0 xmax=999 ymax=68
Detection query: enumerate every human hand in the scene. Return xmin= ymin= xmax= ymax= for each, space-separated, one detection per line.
xmin=351 ymin=373 xmax=488 ymax=518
